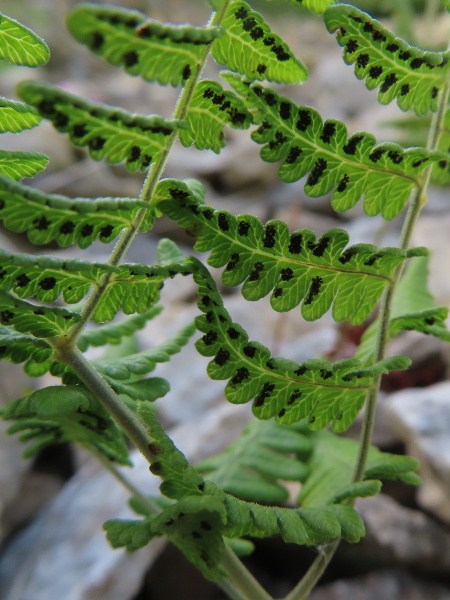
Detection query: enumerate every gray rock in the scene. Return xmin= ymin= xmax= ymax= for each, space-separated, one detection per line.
xmin=384 ymin=381 xmax=450 ymax=523
xmin=0 ymin=403 xmax=251 ymax=600
xmin=355 ymin=494 xmax=450 ymax=574
xmin=309 ymin=570 xmax=450 ymax=600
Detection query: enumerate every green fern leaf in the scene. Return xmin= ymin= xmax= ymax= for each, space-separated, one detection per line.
xmin=66 ymin=4 xmax=222 ymax=87
xmin=157 ymin=179 xmax=424 ymax=324
xmin=223 ymin=494 xmax=365 ymax=544
xmin=0 ymin=326 xmax=52 ymax=365
xmin=190 ymin=258 xmax=410 ymax=431
xmin=1 ymin=385 xmax=130 ymax=464
xmin=103 ymin=519 xmax=154 ymax=552
xmin=224 ymin=72 xmax=440 ymax=219
xmin=0 ymin=12 xmax=49 ymax=66
xmin=0 ymin=249 xmax=117 ymax=305
xmin=0 ymin=98 xmax=41 ymax=133
xmin=92 ymin=262 xmax=192 ymax=322
xmin=0 ymin=150 xmax=48 ymax=180
xmin=0 ymin=291 xmax=81 ymax=337
xmin=0 ymin=177 xmax=146 ymax=248
xmin=197 ymin=419 xmax=312 ymax=503
xmin=138 ymin=403 xmax=206 ymax=499
xmin=179 ymin=81 xmax=252 ymax=153
xmin=18 ymin=81 xmax=182 ymax=173
xmin=325 ymin=4 xmax=450 ymax=116
xmin=298 ymin=429 xmax=420 ymax=507
xmin=78 ymin=306 xmax=163 ymax=351
xmin=211 ymin=1 xmax=307 ymax=84
xmin=357 ymin=256 xmax=450 ymax=363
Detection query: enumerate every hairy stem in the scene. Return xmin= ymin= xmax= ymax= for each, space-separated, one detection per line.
xmin=220 ymin=546 xmax=274 ymax=600
xmin=284 ymin=45 xmax=450 ymax=600
xmin=65 ymin=4 xmax=228 ymax=346
xmin=53 ymin=344 xmax=157 ymax=464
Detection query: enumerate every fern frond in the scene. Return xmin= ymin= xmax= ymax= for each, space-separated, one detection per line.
xmin=1 ymin=385 xmax=130 ymax=464
xmin=298 ymin=429 xmax=421 ymax=507
xmin=0 ymin=150 xmax=48 ymax=180
xmin=67 ymin=4 xmax=222 ymax=87
xmin=179 ymin=81 xmax=252 ymax=153
xmin=224 ymin=72 xmax=440 ymax=219
xmin=0 ymin=177 xmax=146 ymax=248
xmin=157 ymin=179 xmax=424 ymax=324
xmin=223 ymin=494 xmax=365 ymax=544
xmin=190 ymin=258 xmax=410 ymax=432
xmin=357 ymin=256 xmax=450 ymax=363
xmin=0 ymin=12 xmax=49 ymax=66
xmin=18 ymin=81 xmax=182 ymax=173
xmin=0 ymin=98 xmax=41 ymax=133
xmin=78 ymin=306 xmax=163 ymax=351
xmin=92 ymin=262 xmax=192 ymax=322
xmin=211 ymin=1 xmax=307 ymax=84
xmin=432 ymin=109 xmax=450 ymax=184
xmin=0 ymin=249 xmax=116 ymax=304
xmin=197 ymin=419 xmax=311 ymax=503
xmin=325 ymin=4 xmax=450 ymax=116
xmin=0 ymin=291 xmax=81 ymax=338
xmin=0 ymin=326 xmax=52 ymax=365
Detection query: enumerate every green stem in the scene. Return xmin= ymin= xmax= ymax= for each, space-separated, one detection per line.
xmin=284 ymin=45 xmax=450 ymax=600
xmin=54 ymin=344 xmax=156 ymax=464
xmin=65 ymin=4 xmax=228 ymax=346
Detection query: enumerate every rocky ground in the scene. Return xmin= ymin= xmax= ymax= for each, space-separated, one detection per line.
xmin=1 ymin=1 xmax=450 ymax=599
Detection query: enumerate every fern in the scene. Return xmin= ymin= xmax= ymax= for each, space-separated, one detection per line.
xmin=0 ymin=326 xmax=52 ymax=366
xmin=0 ymin=291 xmax=80 ymax=337
xmin=0 ymin=177 xmax=147 ymax=248
xmin=357 ymin=255 xmax=450 ymax=363
xmin=224 ymin=72 xmax=441 ymax=219
xmin=18 ymin=81 xmax=182 ymax=172
xmin=298 ymin=429 xmax=421 ymax=507
xmin=0 ymin=98 xmax=41 ymax=133
xmin=197 ymin=419 xmax=312 ymax=503
xmin=0 ymin=150 xmax=48 ymax=180
xmin=157 ymin=178 xmax=426 ymax=323
xmin=190 ymin=257 xmax=410 ymax=432
xmin=325 ymin=4 xmax=450 ymax=116
xmin=1 ymin=385 xmax=130 ymax=464
xmin=179 ymin=80 xmax=252 ymax=153
xmin=0 ymin=12 xmax=49 ymax=66
xmin=210 ymin=1 xmax=308 ymax=84
xmin=67 ymin=4 xmax=222 ymax=87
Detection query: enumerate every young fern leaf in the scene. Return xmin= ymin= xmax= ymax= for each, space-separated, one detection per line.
xmin=298 ymin=429 xmax=421 ymax=508
xmin=196 ymin=419 xmax=311 ymax=503
xmin=157 ymin=178 xmax=424 ymax=324
xmin=179 ymin=81 xmax=252 ymax=153
xmin=211 ymin=1 xmax=308 ymax=84
xmin=0 ymin=12 xmax=50 ymax=66
xmin=0 ymin=177 xmax=147 ymax=248
xmin=357 ymin=256 xmax=450 ymax=364
xmin=0 ymin=150 xmax=48 ymax=181
xmin=0 ymin=98 xmax=41 ymax=133
xmin=66 ymin=4 xmax=222 ymax=87
xmin=325 ymin=4 xmax=450 ymax=116
xmin=1 ymin=385 xmax=130 ymax=465
xmin=0 ymin=291 xmax=81 ymax=338
xmin=77 ymin=306 xmax=163 ymax=352
xmin=18 ymin=81 xmax=182 ymax=173
xmin=224 ymin=72 xmax=440 ymax=219
xmin=0 ymin=326 xmax=52 ymax=365
xmin=190 ymin=257 xmax=411 ymax=432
